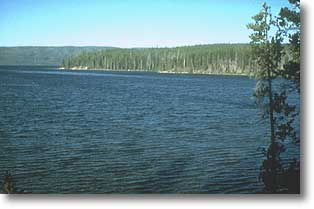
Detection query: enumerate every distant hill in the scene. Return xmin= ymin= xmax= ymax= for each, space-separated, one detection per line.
xmin=0 ymin=46 xmax=113 ymax=66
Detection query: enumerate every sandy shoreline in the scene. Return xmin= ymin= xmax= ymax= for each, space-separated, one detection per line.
xmin=58 ymin=66 xmax=250 ymax=76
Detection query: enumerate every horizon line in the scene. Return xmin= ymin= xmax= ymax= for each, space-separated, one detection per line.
xmin=0 ymin=42 xmax=251 ymax=49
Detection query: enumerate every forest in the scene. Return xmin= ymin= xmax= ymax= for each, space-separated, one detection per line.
xmin=61 ymin=44 xmax=257 ymax=75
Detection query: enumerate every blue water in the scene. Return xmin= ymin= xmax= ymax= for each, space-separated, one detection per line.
xmin=0 ymin=66 xmax=283 ymax=193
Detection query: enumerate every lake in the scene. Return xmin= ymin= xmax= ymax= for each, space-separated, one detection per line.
xmin=0 ymin=66 xmax=277 ymax=193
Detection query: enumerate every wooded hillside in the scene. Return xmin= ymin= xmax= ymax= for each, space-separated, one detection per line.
xmin=62 ymin=44 xmax=255 ymax=75
xmin=0 ymin=46 xmax=112 ymax=66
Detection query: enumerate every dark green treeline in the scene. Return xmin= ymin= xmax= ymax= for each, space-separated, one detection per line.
xmin=62 ymin=44 xmax=255 ymax=75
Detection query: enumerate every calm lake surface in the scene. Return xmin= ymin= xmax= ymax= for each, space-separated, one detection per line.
xmin=0 ymin=66 xmax=279 ymax=193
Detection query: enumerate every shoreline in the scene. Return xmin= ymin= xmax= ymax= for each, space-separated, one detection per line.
xmin=58 ymin=66 xmax=251 ymax=77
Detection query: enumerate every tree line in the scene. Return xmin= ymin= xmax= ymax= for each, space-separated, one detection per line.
xmin=62 ymin=44 xmax=256 ymax=75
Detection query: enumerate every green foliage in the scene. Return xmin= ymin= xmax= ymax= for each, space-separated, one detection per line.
xmin=278 ymin=0 xmax=301 ymax=92
xmin=2 ymin=171 xmax=14 ymax=194
xmin=62 ymin=44 xmax=254 ymax=75
xmin=248 ymin=1 xmax=300 ymax=193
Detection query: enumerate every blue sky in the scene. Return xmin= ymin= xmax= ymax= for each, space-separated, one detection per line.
xmin=0 ymin=0 xmax=290 ymax=48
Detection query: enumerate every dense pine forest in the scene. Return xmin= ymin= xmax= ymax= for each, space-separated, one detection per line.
xmin=62 ymin=44 xmax=256 ymax=75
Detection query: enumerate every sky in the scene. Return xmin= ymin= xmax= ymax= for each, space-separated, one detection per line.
xmin=0 ymin=0 xmax=290 ymax=48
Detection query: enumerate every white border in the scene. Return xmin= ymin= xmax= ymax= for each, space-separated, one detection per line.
xmin=1 ymin=0 xmax=313 ymax=208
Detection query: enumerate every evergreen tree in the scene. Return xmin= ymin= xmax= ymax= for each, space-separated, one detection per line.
xmin=248 ymin=1 xmax=300 ymax=193
xmin=278 ymin=0 xmax=300 ymax=92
